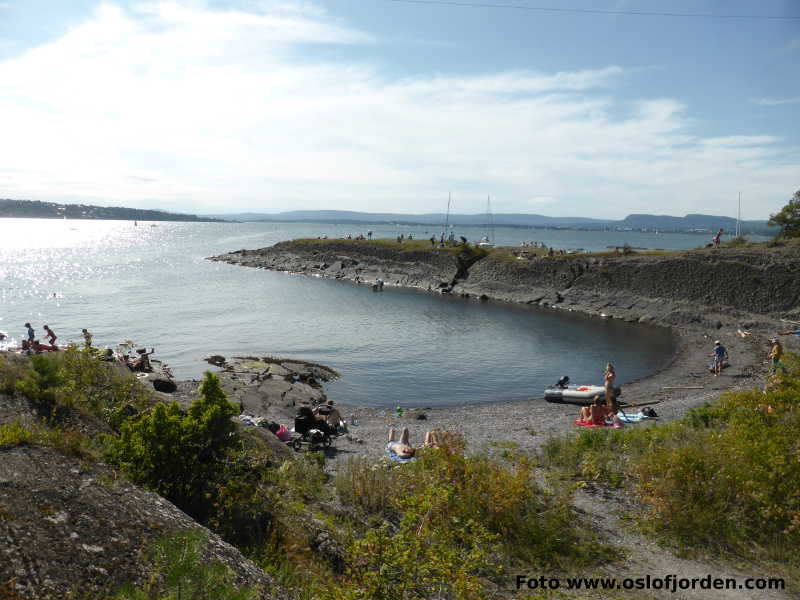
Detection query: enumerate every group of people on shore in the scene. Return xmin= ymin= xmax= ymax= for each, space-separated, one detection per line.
xmin=7 ymin=323 xmax=158 ymax=373
xmin=577 ymin=363 xmax=621 ymax=426
xmin=711 ymin=336 xmax=790 ymax=377
xmin=13 ymin=323 xmax=93 ymax=354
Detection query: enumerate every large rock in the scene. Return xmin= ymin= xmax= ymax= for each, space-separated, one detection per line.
xmin=0 ymin=444 xmax=287 ymax=600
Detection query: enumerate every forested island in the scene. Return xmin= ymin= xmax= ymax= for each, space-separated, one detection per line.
xmin=0 ymin=199 xmax=226 ymax=222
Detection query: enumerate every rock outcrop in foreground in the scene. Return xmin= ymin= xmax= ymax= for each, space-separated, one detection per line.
xmin=210 ymin=240 xmax=800 ymax=328
xmin=0 ymin=443 xmax=284 ymax=599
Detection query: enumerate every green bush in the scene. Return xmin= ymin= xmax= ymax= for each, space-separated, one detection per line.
xmin=634 ymin=366 xmax=800 ymax=559
xmin=105 ymin=372 xmax=241 ymax=522
xmin=337 ymin=486 xmax=499 ymax=600
xmin=333 ymin=443 xmax=608 ymax=599
xmin=0 ymin=421 xmax=95 ymax=458
xmin=335 ymin=456 xmax=398 ymax=516
xmin=104 ymin=372 xmax=285 ymax=552
xmin=114 ymin=531 xmax=256 ymax=600
xmin=5 ymin=347 xmax=150 ymax=424
xmin=0 ymin=421 xmax=34 ymax=448
xmin=14 ymin=353 xmax=64 ymax=411
xmin=0 ymin=352 xmax=35 ymax=396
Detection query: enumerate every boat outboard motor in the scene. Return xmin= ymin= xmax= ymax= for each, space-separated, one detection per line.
xmin=556 ymin=376 xmax=569 ymax=389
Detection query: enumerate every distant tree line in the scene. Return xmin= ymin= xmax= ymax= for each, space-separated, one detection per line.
xmin=0 ymin=199 xmax=225 ymax=222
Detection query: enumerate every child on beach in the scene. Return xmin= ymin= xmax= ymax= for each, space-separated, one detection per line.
xmin=711 ymin=340 xmax=728 ymax=376
xmin=768 ymin=339 xmax=783 ymax=374
xmin=43 ymin=325 xmax=57 ymax=348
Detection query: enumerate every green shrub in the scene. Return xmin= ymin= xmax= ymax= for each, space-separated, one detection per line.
xmin=14 ymin=353 xmax=64 ymax=411
xmin=335 ymin=456 xmax=398 ymax=516
xmin=5 ymin=347 xmax=150 ymax=424
xmin=634 ymin=369 xmax=800 ymax=559
xmin=0 ymin=353 xmax=35 ymax=396
xmin=334 ymin=443 xmax=608 ymax=599
xmin=114 ymin=531 xmax=256 ymax=600
xmin=337 ymin=485 xmax=499 ymax=600
xmin=0 ymin=421 xmax=34 ymax=448
xmin=0 ymin=421 xmax=95 ymax=457
xmin=105 ymin=372 xmax=241 ymax=522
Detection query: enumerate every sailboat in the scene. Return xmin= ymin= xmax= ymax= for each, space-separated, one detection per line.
xmin=477 ymin=196 xmax=495 ymax=248
xmin=441 ymin=192 xmax=455 ymax=244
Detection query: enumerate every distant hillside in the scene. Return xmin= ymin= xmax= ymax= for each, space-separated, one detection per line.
xmin=618 ymin=213 xmax=770 ymax=233
xmin=208 ymin=209 xmax=772 ymax=234
xmin=208 ymin=210 xmax=607 ymax=227
xmin=0 ymin=199 xmax=226 ymax=222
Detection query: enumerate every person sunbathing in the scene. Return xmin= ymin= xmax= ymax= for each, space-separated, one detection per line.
xmin=580 ymin=396 xmax=607 ymax=425
xmin=387 ymin=427 xmax=415 ymax=459
xmin=423 ymin=428 xmax=444 ymax=449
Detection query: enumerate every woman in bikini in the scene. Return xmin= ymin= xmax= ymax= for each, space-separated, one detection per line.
xmin=604 ymin=363 xmax=618 ymax=413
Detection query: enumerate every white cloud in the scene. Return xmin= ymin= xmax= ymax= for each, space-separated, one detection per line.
xmin=750 ymin=96 xmax=800 ymax=106
xmin=0 ymin=1 xmax=796 ymax=219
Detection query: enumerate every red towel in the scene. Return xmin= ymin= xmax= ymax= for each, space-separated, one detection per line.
xmin=573 ymin=419 xmax=608 ymax=428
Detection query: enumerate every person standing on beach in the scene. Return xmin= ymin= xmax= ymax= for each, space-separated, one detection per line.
xmin=712 ymin=228 xmax=723 ymax=248
xmin=604 ymin=363 xmax=617 ymax=412
xmin=43 ymin=325 xmax=57 ymax=348
xmin=768 ymin=338 xmax=783 ymax=374
xmin=24 ymin=323 xmax=35 ymax=344
xmin=82 ymin=328 xmax=93 ymax=348
xmin=711 ymin=340 xmax=728 ymax=376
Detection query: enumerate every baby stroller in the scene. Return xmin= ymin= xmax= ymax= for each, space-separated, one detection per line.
xmin=290 ymin=407 xmax=334 ymax=452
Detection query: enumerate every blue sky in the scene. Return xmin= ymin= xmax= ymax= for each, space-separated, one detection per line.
xmin=0 ymin=0 xmax=797 ymax=219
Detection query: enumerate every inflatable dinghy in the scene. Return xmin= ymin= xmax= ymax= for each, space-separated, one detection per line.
xmin=544 ymin=376 xmax=621 ymax=404
xmin=544 ymin=384 xmax=622 ymax=404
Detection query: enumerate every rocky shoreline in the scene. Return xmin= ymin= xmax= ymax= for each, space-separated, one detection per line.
xmin=207 ymin=239 xmax=800 ymax=466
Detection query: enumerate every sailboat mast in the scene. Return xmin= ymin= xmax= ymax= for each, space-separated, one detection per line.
xmin=487 ymin=195 xmax=495 ymax=244
xmin=736 ymin=192 xmax=741 ymax=238
xmin=444 ymin=192 xmax=451 ymax=235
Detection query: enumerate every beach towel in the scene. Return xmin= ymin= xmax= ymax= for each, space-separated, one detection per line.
xmin=386 ymin=443 xmax=415 ymax=462
xmin=616 ymin=412 xmax=650 ymax=424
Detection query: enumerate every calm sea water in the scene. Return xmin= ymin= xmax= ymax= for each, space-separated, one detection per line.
xmin=0 ymin=218 xmax=744 ymax=407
